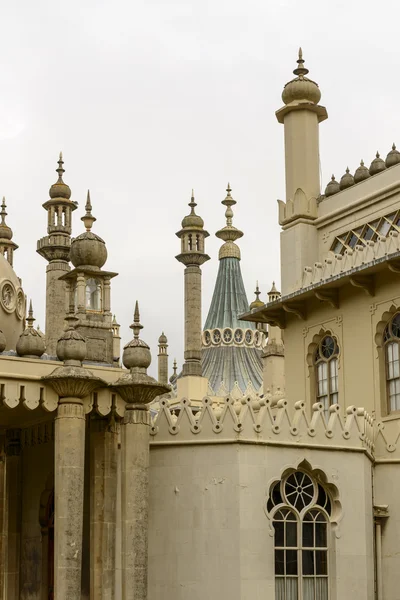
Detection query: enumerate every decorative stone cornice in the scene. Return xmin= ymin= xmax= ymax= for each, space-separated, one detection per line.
xmin=42 ymin=365 xmax=105 ymax=399
xmin=175 ymin=253 xmax=210 ymax=267
xmin=278 ymin=188 xmax=318 ymax=226
xmin=111 ymin=368 xmax=170 ymax=406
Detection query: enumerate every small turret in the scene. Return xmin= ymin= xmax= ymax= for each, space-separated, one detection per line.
xmin=60 ymin=191 xmax=118 ymax=364
xmin=0 ymin=198 xmax=18 ymax=266
xmin=157 ymin=331 xmax=169 ymax=385
xmin=37 ymin=154 xmax=77 ymax=356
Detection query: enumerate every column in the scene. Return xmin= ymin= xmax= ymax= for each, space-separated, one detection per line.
xmin=54 ymin=398 xmax=86 ymax=599
xmin=0 ymin=434 xmax=6 ymax=600
xmin=5 ymin=429 xmax=22 ymax=600
xmin=183 ymin=265 xmax=202 ymax=376
xmin=90 ymin=416 xmax=118 ymax=599
xmin=121 ymin=404 xmax=151 ymax=600
xmin=76 ymin=273 xmax=86 ymax=312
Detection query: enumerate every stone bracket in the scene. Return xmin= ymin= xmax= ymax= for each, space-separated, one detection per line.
xmin=282 ymin=301 xmax=306 ymax=321
xmin=314 ymin=288 xmax=339 ymax=309
xmin=349 ymin=274 xmax=375 ymax=296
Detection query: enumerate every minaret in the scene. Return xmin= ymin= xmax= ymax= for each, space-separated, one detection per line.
xmin=176 ymin=191 xmax=210 ymax=397
xmin=202 ymin=185 xmax=264 ymax=395
xmin=276 ymin=49 xmax=327 ymax=294
xmin=0 ymin=198 xmax=18 ymax=266
xmin=112 ymin=314 xmax=121 ymax=366
xmin=262 ymin=282 xmax=285 ymax=397
xmin=37 ymin=154 xmax=77 ymax=355
xmin=157 ymin=332 xmax=169 ymax=385
xmin=60 ymin=191 xmax=118 ymax=364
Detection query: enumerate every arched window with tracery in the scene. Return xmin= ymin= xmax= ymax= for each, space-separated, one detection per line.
xmin=314 ymin=335 xmax=339 ymax=413
xmin=384 ymin=313 xmax=400 ymax=412
xmin=267 ymin=470 xmax=331 ymax=600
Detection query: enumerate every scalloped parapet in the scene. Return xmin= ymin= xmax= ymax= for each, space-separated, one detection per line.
xmin=150 ymin=396 xmax=375 ymax=456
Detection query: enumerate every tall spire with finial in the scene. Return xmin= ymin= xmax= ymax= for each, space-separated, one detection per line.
xmin=250 ymin=281 xmax=264 ymax=310
xmin=0 ymin=196 xmax=18 ymax=266
xmin=215 ymin=183 xmax=244 ymax=259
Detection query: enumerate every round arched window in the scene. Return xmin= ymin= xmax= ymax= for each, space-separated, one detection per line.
xmin=86 ymin=278 xmax=101 ymax=310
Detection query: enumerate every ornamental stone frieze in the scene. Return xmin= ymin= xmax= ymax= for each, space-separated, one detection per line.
xmin=202 ymin=327 xmax=265 ymax=348
xmin=0 ymin=279 xmax=24 ymax=318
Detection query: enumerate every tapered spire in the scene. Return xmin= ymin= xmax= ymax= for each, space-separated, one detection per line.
xmin=130 ymin=301 xmax=144 ymax=339
xmin=26 ymin=300 xmax=35 ymax=328
xmin=81 ymin=190 xmax=97 ymax=231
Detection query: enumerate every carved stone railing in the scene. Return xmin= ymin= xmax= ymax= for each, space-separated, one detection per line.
xmin=302 ymin=232 xmax=400 ymax=289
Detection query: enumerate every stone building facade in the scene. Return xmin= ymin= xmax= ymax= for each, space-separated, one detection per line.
xmin=1 ymin=48 xmax=399 ymax=600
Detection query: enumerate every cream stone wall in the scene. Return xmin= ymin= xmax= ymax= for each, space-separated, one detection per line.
xmin=282 ymin=269 xmax=400 ymax=424
xmin=148 ymin=443 xmax=374 ymax=600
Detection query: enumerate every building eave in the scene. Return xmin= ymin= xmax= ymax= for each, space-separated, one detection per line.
xmin=240 ymin=250 xmax=400 ymax=328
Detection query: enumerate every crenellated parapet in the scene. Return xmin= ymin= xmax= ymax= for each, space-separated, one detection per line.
xmin=150 ymin=396 xmax=375 ymax=456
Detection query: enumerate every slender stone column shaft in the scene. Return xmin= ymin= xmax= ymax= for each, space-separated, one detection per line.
xmin=54 ymin=398 xmax=86 ymax=600
xmin=121 ymin=407 xmax=151 ymax=600
xmin=183 ymin=265 xmax=202 ymax=376
xmin=5 ymin=430 xmax=22 ymax=600
xmin=0 ymin=434 xmax=6 ymax=600
xmin=45 ymin=261 xmax=70 ymax=355
xmin=90 ymin=417 xmax=118 ymax=599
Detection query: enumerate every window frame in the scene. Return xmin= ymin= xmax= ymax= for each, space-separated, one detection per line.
xmin=383 ymin=313 xmax=400 ymax=413
xmin=270 ymin=471 xmax=331 ymax=600
xmin=314 ymin=335 xmax=339 ymax=415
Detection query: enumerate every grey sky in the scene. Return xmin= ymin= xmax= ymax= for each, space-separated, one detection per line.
xmin=1 ymin=0 xmax=399 ymax=376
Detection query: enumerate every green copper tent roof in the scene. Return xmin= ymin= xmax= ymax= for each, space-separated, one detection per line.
xmin=204 ymin=257 xmax=255 ymax=330
xmin=202 ymin=256 xmax=263 ymax=394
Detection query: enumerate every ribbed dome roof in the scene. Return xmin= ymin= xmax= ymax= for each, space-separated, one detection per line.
xmin=354 ymin=160 xmax=370 ymax=183
xmin=282 ymin=48 xmax=321 ymax=106
xmin=325 ymin=175 xmax=340 ymax=197
xmin=181 ymin=192 xmax=204 ymax=228
xmin=0 ymin=198 xmax=13 ymax=240
xmin=70 ymin=191 xmax=107 ymax=269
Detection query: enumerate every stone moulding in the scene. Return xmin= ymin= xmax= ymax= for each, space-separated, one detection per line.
xmin=150 ymin=396 xmax=375 ymax=456
xmin=0 ymin=376 xmax=125 ymax=416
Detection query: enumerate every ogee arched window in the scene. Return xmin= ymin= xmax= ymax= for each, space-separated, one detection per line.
xmin=384 ymin=313 xmax=400 ymax=412
xmin=314 ymin=335 xmax=339 ymax=414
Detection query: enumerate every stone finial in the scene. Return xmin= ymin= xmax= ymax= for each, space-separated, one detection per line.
xmin=339 ymin=167 xmax=355 ymax=190
xmin=180 ymin=190 xmax=205 ymax=229
xmin=122 ymin=302 xmax=151 ymax=370
xmin=354 ymin=159 xmax=371 ymax=183
xmin=16 ymin=300 xmax=46 ymax=359
xmin=70 ymin=191 xmax=107 ymax=269
xmin=385 ymin=143 xmax=400 ymax=168
xmin=216 ymin=183 xmax=244 ymax=259
xmin=325 ymin=175 xmax=340 ymax=197
xmin=250 ymin=281 xmax=264 ymax=310
xmin=81 ymin=190 xmax=97 ymax=231
xmin=56 ymin=312 xmax=87 ymax=366
xmin=281 ymin=48 xmax=321 ymax=106
xmin=112 ymin=302 xmax=170 ymax=404
xmin=293 ymin=47 xmax=309 ymax=77
xmin=0 ymin=197 xmax=12 ymax=241
xmin=49 ymin=152 xmax=71 ymax=200
xmin=369 ymin=151 xmax=386 ymax=176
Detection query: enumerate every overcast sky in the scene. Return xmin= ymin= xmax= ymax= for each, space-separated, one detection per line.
xmin=1 ymin=0 xmax=399 ymax=376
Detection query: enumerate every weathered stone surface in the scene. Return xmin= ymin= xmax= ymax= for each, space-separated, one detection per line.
xmin=54 ymin=400 xmax=86 ymax=599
